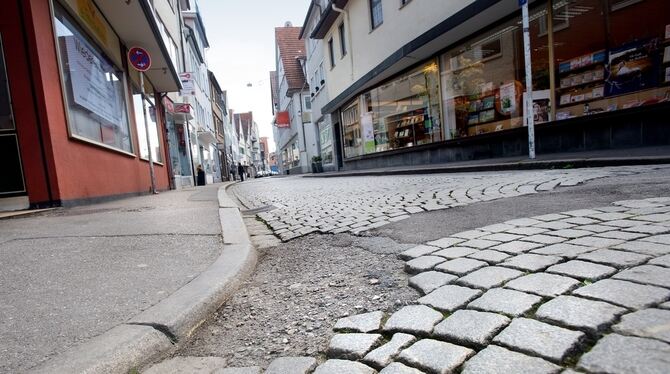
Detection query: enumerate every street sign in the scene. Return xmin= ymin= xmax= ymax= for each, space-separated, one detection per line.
xmin=519 ymin=0 xmax=527 ymax=5
xmin=128 ymin=47 xmax=152 ymax=72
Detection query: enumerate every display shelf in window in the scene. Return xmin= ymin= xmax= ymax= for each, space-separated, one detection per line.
xmin=558 ymin=50 xmax=607 ymax=74
xmin=559 ymin=85 xmax=605 ymax=106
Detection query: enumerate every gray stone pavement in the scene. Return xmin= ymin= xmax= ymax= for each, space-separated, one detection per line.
xmin=0 ymin=185 xmax=225 ymax=373
xmin=231 ymin=166 xmax=670 ymax=241
xmin=174 ymin=196 xmax=670 ymax=373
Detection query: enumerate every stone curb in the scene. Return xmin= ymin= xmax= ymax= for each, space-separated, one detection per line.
xmin=303 ymin=157 xmax=670 ymax=178
xmin=30 ymin=182 xmax=257 ymax=374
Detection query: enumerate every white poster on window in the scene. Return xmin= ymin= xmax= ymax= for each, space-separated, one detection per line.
xmin=361 ymin=112 xmax=375 ymax=154
xmin=64 ymin=35 xmax=124 ymax=128
xmin=499 ymin=82 xmax=517 ymax=115
xmin=180 ymin=72 xmax=196 ymax=96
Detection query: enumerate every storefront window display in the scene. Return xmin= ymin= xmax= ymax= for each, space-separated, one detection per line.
xmin=552 ymin=0 xmax=670 ymax=120
xmin=133 ymin=89 xmax=163 ymax=163
xmin=54 ymin=4 xmax=132 ymax=153
xmin=440 ymin=6 xmax=549 ymax=139
xmin=342 ymin=61 xmax=442 ymax=159
xmin=319 ymin=120 xmax=334 ymax=164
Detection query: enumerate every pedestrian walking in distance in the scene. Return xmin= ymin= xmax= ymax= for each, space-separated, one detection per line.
xmin=238 ymin=163 xmax=245 ymax=182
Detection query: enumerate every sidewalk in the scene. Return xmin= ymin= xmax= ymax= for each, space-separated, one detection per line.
xmin=305 ymin=146 xmax=670 ymax=178
xmin=0 ymin=183 xmax=255 ymax=373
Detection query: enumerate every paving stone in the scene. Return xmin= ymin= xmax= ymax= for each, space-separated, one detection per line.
xmin=334 ymin=311 xmax=385 ymax=333
xmin=563 ymin=209 xmax=602 ymax=217
xmin=215 ymin=367 xmax=262 ymax=374
xmin=405 ymin=256 xmax=445 ymax=274
xmin=313 ymin=359 xmax=376 ymax=374
xmin=565 ymin=236 xmax=624 ymax=248
xmin=613 ymin=308 xmax=670 ymax=343
xmin=614 ymin=264 xmax=670 ymax=288
xmin=452 ymin=230 xmax=488 ymax=239
xmin=460 ymin=239 xmax=500 ymax=249
xmin=534 ymin=213 xmax=570 ymax=221
xmin=466 ymin=250 xmax=511 ymax=264
xmin=467 ymin=288 xmax=543 ymax=317
xmin=573 ymin=279 xmax=670 ymax=309
xmin=524 ymin=234 xmax=568 ymax=244
xmin=535 ymin=295 xmax=626 ymax=334
xmin=634 ymin=213 xmax=670 ymax=223
xmin=478 ymin=233 xmax=523 ymax=242
xmin=660 ymin=301 xmax=670 ymax=309
xmin=547 ymin=229 xmax=593 ymax=238
xmin=327 ymin=333 xmax=383 ymax=360
xmin=501 ymin=254 xmax=562 ymax=271
xmin=265 ymin=357 xmax=318 ymax=374
xmin=505 ymin=217 xmax=543 ymax=226
xmin=408 ymin=271 xmax=457 ymax=295
xmin=595 ymin=230 xmax=647 ymax=240
xmin=362 ymin=333 xmax=416 ymax=369
xmin=383 ymin=305 xmax=443 ymax=335
xmin=505 ymin=273 xmax=580 ymax=297
xmin=434 ymin=258 xmax=487 ymax=276
xmin=577 ymin=249 xmax=651 ymax=268
xmin=614 ymin=240 xmax=670 ymax=256
xmin=399 ymin=245 xmax=440 ymax=260
xmin=426 ymin=237 xmax=465 ymax=248
xmin=588 ymin=212 xmax=633 ymax=221
xmin=546 ymin=260 xmax=617 ymax=281
xmin=649 ymin=254 xmax=670 ymax=267
xmin=397 ymin=339 xmax=474 ymax=374
xmin=578 ymin=224 xmax=619 ymax=233
xmin=624 ymin=224 xmax=670 ymax=234
xmin=460 ymin=345 xmax=561 ymax=374
xmin=535 ymin=221 xmax=576 ymax=230
xmin=530 ymin=243 xmax=596 ymax=258
xmin=456 ymin=266 xmax=523 ymax=289
xmin=417 ymin=285 xmax=482 ymax=313
xmin=505 ymin=227 xmax=548 ymax=235
xmin=145 ymin=357 xmax=228 ymax=374
xmin=433 ymin=309 xmax=510 ymax=347
xmin=577 ymin=334 xmax=670 ymax=374
xmin=432 ymin=247 xmax=478 ymax=259
xmin=480 ymin=223 xmax=516 ymax=232
xmin=492 ymin=318 xmax=585 ymax=364
xmin=601 ymin=219 xmax=646 ymax=228
xmin=492 ymin=240 xmax=543 ymax=254
xmin=379 ymin=362 xmax=423 ymax=374
xmin=560 ymin=216 xmax=600 ymax=225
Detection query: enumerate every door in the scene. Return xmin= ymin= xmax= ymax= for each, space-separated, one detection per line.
xmin=0 ymin=33 xmax=26 ymax=196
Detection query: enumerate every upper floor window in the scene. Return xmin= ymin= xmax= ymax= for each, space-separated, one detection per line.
xmin=400 ymin=0 xmax=412 ymax=7
xmin=328 ymin=37 xmax=335 ymax=68
xmin=370 ymin=0 xmax=383 ymax=29
xmin=338 ymin=22 xmax=347 ymax=57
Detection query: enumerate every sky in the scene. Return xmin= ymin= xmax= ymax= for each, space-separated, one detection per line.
xmin=198 ymin=0 xmax=312 ymax=153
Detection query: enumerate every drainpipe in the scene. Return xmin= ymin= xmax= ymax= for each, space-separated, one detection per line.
xmin=332 ymin=3 xmax=354 ymax=81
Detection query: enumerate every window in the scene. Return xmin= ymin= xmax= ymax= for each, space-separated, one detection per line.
xmin=400 ymin=0 xmax=412 ymax=7
xmin=133 ymin=89 xmax=163 ymax=162
xmin=53 ymin=5 xmax=133 ymax=153
xmin=328 ymin=37 xmax=335 ymax=68
xmin=303 ymin=95 xmax=312 ymax=111
xmin=370 ymin=0 xmax=383 ymax=29
xmin=338 ymin=22 xmax=347 ymax=57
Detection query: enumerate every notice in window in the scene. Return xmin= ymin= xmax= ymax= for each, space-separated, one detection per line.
xmin=361 ymin=112 xmax=375 ymax=154
xmin=64 ymin=35 xmax=124 ymax=128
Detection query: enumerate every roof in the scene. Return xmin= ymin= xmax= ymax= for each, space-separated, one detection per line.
xmin=269 ymin=71 xmax=278 ymax=114
xmin=311 ymin=0 xmax=349 ymax=39
xmin=275 ymin=26 xmax=306 ymax=93
xmin=298 ymin=0 xmax=319 ymax=39
xmin=234 ymin=112 xmax=254 ymax=141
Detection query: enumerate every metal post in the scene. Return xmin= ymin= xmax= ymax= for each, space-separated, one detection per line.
xmin=522 ymin=1 xmax=536 ymax=159
xmin=140 ymin=73 xmax=158 ymax=194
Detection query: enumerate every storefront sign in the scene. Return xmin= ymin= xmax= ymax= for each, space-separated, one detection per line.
xmin=174 ymin=103 xmax=191 ymax=114
xmin=275 ymin=111 xmax=290 ymax=128
xmin=128 ymin=47 xmax=151 ymax=72
xmin=75 ymin=0 xmax=108 ymax=44
xmin=361 ymin=112 xmax=375 ymax=154
xmin=180 ymin=72 xmax=196 ymax=96
xmin=64 ymin=35 xmax=124 ymax=128
xmin=162 ymin=97 xmax=175 ymax=113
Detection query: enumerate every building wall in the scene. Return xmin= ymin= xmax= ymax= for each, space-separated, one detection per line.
xmin=21 ymin=0 xmax=170 ymax=204
xmin=323 ymin=0 xmax=475 ymax=101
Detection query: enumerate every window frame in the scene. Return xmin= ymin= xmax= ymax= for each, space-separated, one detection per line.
xmin=132 ymin=86 xmax=164 ymax=164
xmin=338 ymin=22 xmax=347 ymax=57
xmin=399 ymin=0 xmax=412 ymax=9
xmin=328 ymin=37 xmax=335 ymax=68
xmin=369 ymin=0 xmax=383 ymax=30
xmin=50 ymin=1 xmax=136 ymax=157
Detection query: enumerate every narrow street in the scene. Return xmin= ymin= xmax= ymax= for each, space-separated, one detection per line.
xmin=149 ymin=165 xmax=670 ymax=373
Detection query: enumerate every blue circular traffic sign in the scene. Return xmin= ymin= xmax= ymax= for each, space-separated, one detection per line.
xmin=128 ymin=47 xmax=152 ymax=72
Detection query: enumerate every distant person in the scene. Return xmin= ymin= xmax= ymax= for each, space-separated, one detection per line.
xmin=238 ymin=163 xmax=245 ymax=182
xmin=230 ymin=163 xmax=236 ymax=181
xmin=196 ymin=164 xmax=206 ymax=186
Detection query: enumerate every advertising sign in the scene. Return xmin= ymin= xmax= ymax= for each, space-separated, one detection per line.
xmin=64 ymin=35 xmax=124 ymax=128
xmin=361 ymin=112 xmax=375 ymax=154
xmin=180 ymin=72 xmax=196 ymax=96
xmin=606 ymin=40 xmax=658 ymax=96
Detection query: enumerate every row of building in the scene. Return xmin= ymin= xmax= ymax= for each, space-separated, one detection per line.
xmin=1 ymin=0 xmax=268 ymax=210
xmin=271 ymin=0 xmax=670 ymax=174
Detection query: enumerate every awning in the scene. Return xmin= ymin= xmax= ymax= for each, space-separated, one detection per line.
xmin=94 ymin=0 xmax=181 ymax=92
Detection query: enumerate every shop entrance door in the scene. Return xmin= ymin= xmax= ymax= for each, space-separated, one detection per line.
xmin=0 ymin=33 xmax=26 ymax=196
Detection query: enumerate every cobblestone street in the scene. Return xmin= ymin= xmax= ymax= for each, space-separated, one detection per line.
xmin=155 ymin=166 xmax=670 ymax=374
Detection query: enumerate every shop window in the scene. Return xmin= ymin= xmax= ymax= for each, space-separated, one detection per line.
xmin=53 ymin=5 xmax=132 ymax=153
xmin=342 ymin=100 xmax=362 ymax=158
xmin=319 ymin=120 xmax=334 ymax=164
xmin=133 ymin=89 xmax=163 ymax=163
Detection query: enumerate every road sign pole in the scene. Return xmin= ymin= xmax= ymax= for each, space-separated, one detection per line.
xmin=140 ymin=73 xmax=158 ymax=194
xmin=522 ymin=0 xmax=536 ymax=159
